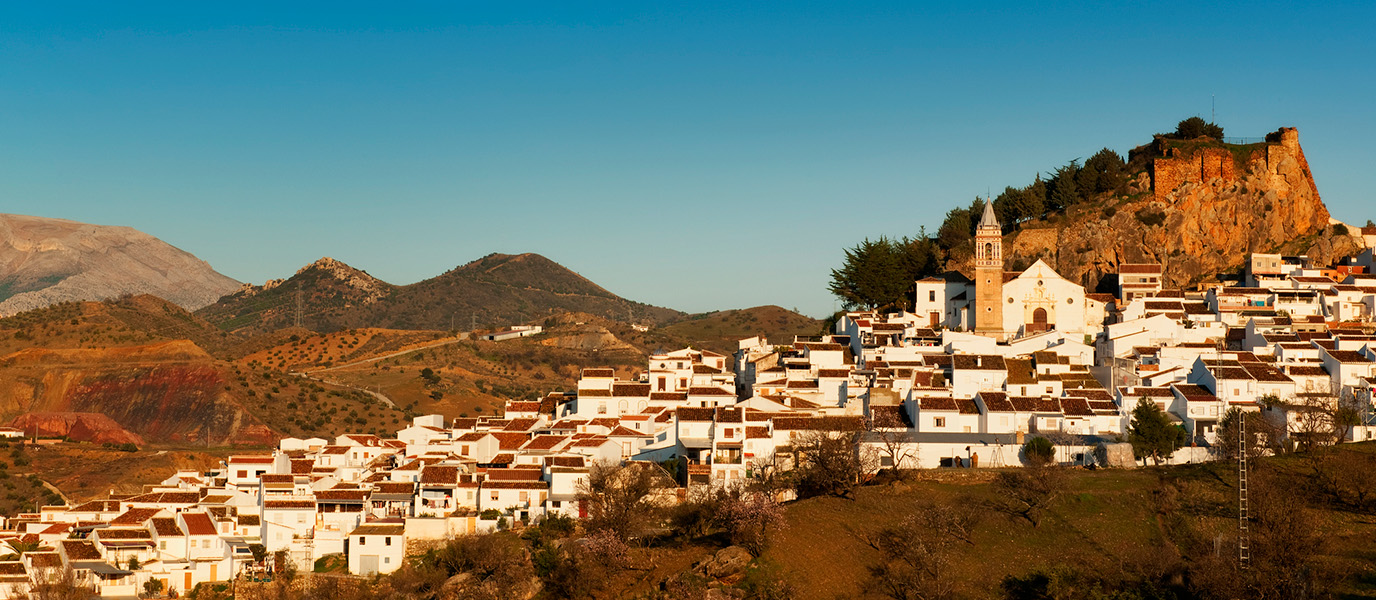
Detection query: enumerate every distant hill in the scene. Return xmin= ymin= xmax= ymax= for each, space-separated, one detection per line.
xmin=0 ymin=214 xmax=241 ymax=317
xmin=198 ymin=253 xmax=684 ymax=335
xmin=648 ymin=305 xmax=823 ymax=355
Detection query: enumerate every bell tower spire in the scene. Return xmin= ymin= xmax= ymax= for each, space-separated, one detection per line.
xmin=974 ymin=200 xmax=1004 ymax=336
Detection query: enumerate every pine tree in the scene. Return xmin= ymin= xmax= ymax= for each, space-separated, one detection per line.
xmin=1128 ymin=397 xmax=1186 ymax=465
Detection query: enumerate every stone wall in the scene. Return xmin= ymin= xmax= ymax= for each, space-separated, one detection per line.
xmin=1152 ymin=147 xmax=1238 ymax=203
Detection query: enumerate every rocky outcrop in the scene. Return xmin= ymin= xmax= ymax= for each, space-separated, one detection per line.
xmin=0 ymin=214 xmax=241 ymax=316
xmin=9 ymin=412 xmax=144 ymax=445
xmin=1000 ymin=127 xmax=1332 ymax=290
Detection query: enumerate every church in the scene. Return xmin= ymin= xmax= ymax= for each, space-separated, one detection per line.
xmin=913 ymin=202 xmax=1106 ymax=339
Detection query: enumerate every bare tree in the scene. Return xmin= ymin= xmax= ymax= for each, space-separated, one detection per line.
xmin=791 ymin=430 xmax=876 ymax=499
xmin=15 ymin=567 xmax=96 ymax=600
xmin=1215 ymin=407 xmax=1281 ymax=462
xmin=1309 ymin=445 xmax=1376 ymax=512
xmin=864 ymin=502 xmax=979 ymax=600
xmin=577 ymin=461 xmax=672 ymax=543
xmin=714 ymin=490 xmax=788 ymax=556
xmin=987 ymin=466 xmax=1064 ymax=528
xmin=867 ymin=406 xmax=917 ymax=475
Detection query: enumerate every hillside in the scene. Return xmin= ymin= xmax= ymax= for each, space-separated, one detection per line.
xmin=0 ymin=213 xmax=240 ymax=317
xmin=198 ymin=253 xmax=683 ymax=335
xmin=649 ymin=305 xmax=823 ymax=355
xmin=0 ymin=298 xmax=410 ymax=445
xmin=993 ymin=127 xmax=1339 ymax=290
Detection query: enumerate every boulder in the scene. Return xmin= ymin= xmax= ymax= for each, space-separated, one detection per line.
xmin=701 ymin=546 xmax=753 ymax=579
xmin=1096 ymin=442 xmax=1137 ymax=468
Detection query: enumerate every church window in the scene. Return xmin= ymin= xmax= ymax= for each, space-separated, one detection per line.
xmin=983 ymin=243 xmax=992 ymax=258
xmin=1007 ymin=298 xmax=1013 ymax=304
xmin=1067 ymin=298 xmax=1074 ymax=304
xmin=929 ymin=291 xmax=936 ymax=302
xmin=1038 ymin=280 xmax=1044 ymax=286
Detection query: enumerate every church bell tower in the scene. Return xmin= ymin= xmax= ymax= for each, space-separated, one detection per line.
xmin=974 ymin=200 xmax=1004 ymax=336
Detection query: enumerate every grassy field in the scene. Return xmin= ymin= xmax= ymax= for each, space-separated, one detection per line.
xmin=759 ymin=446 xmax=1376 ymax=600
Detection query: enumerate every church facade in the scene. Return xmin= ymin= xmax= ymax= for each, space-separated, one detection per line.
xmin=914 ymin=203 xmax=1104 ymax=339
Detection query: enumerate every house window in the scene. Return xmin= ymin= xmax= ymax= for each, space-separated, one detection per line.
xmin=359 ymin=537 xmax=366 ymax=546
xmin=490 ymin=491 xmax=499 ymax=501
xmin=160 ymin=541 xmax=167 ymax=550
xmin=237 ymin=470 xmax=247 ymax=479
xmin=934 ymin=417 xmax=946 ymax=428
xmin=598 ymin=402 xmax=607 ymax=415
xmin=203 ymin=539 xmax=211 ymax=548
xmin=461 ymin=445 xmax=470 ymax=455
xmin=929 ymin=291 xmax=936 ymax=302
xmin=384 ymin=557 xmax=391 ymax=564
xmin=467 ymin=491 xmax=474 ymax=500
xmin=385 ymin=537 xmax=391 ymax=546
xmin=519 ymin=491 xmax=529 ymax=502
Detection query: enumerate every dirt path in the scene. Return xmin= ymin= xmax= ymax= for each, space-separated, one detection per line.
xmin=293 ymin=372 xmax=398 ymax=409
xmin=303 ymin=332 xmax=470 ymax=374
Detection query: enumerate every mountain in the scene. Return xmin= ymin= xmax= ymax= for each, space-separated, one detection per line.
xmin=982 ymin=127 xmax=1341 ymax=290
xmin=0 ymin=213 xmax=241 ymax=317
xmin=197 ymin=253 xmax=684 ymax=334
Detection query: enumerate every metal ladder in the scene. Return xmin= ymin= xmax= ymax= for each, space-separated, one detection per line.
xmin=1238 ymin=416 xmax=1250 ymax=570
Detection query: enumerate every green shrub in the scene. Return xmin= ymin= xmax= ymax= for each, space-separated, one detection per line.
xmin=1134 ymin=208 xmax=1166 ymax=227
xmin=1023 ymin=436 xmax=1056 ymax=466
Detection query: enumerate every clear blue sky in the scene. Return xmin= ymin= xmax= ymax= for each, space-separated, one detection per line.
xmin=2 ymin=2 xmax=1372 ymax=317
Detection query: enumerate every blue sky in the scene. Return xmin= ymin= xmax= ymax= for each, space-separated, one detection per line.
xmin=2 ymin=2 xmax=1372 ymax=317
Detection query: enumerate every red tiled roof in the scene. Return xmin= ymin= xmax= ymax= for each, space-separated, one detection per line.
xmin=181 ymin=513 xmax=217 ymax=536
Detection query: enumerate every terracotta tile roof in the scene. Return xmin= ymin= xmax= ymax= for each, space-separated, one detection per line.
xmin=181 ymin=513 xmax=217 ymax=536
xmin=612 ymin=383 xmax=651 ymax=396
xmin=420 ymin=466 xmax=459 ymax=485
xmin=503 ymin=418 xmax=540 ymax=431
xmin=98 ymin=528 xmax=151 ymax=540
xmin=521 ymin=435 xmax=569 ymax=451
xmin=1172 ymin=384 xmax=1218 ymax=402
xmin=315 ymin=490 xmax=368 ymax=501
xmin=150 ymin=518 xmax=183 ymax=537
xmin=688 ymin=387 xmax=734 ymax=396
xmin=771 ymin=416 xmax=865 ymax=431
xmin=264 ymin=500 xmax=316 ymax=509
xmin=482 ymin=480 xmax=548 ymax=490
xmin=61 ymin=540 xmax=101 ymax=560
xmin=676 ymin=408 xmax=716 ymax=421
xmin=109 ymin=508 xmax=160 ymax=526
xmin=491 ymin=432 xmax=532 ymax=450
xmin=484 ymin=468 xmax=542 ymax=481
xmin=650 ymin=392 xmax=687 ymax=401
xmin=952 ymin=355 xmax=1007 ymax=370
xmin=123 ymin=492 xmax=199 ymax=504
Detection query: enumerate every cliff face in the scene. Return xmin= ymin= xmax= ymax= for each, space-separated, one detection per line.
xmin=1002 ymin=127 xmax=1331 ymax=290
xmin=0 ymin=214 xmax=241 ymax=316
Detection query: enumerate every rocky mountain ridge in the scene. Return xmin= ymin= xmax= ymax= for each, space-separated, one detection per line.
xmin=0 ymin=213 xmax=241 ymax=317
xmin=198 ymin=252 xmax=684 ymax=334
